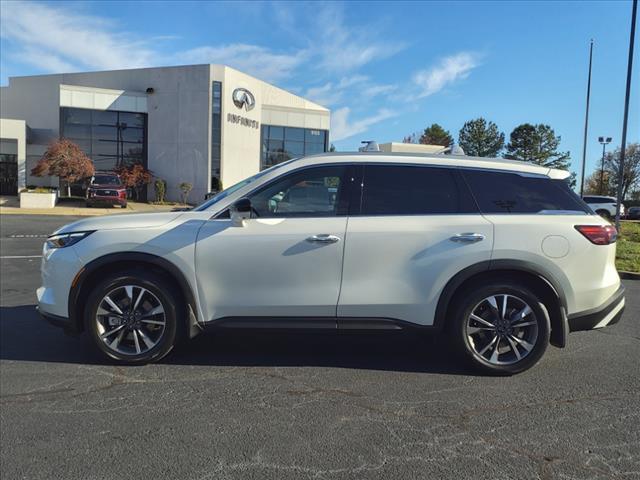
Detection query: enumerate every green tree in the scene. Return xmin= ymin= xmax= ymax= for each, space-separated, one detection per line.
xmin=419 ymin=123 xmax=453 ymax=147
xmin=505 ymin=123 xmax=571 ymax=169
xmin=458 ymin=118 xmax=505 ymax=157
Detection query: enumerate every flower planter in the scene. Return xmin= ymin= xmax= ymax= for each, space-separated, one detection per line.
xmin=20 ymin=191 xmax=58 ymax=209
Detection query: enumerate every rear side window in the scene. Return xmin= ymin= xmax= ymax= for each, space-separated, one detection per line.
xmin=360 ymin=165 xmax=478 ymax=215
xmin=462 ymin=169 xmax=590 ymax=214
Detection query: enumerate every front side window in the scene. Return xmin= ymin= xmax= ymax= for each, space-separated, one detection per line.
xmin=462 ymin=169 xmax=590 ymax=214
xmin=249 ymin=166 xmax=348 ymax=217
xmin=359 ymin=165 xmax=477 ymax=215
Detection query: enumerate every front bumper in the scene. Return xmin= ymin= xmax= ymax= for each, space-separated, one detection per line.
xmin=568 ymin=284 xmax=625 ymax=332
xmin=37 ymin=306 xmax=79 ymax=335
xmin=87 ymin=196 xmax=126 ymax=205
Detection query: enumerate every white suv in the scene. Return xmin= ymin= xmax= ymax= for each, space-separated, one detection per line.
xmin=582 ymin=195 xmax=625 ymax=219
xmin=37 ymin=153 xmax=625 ymax=374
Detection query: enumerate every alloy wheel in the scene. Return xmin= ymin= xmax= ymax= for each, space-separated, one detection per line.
xmin=465 ymin=294 xmax=539 ymax=366
xmin=95 ymin=285 xmax=166 ymax=356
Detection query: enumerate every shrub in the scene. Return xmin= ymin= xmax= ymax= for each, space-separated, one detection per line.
xmin=179 ymin=182 xmax=193 ymax=205
xmin=154 ymin=178 xmax=167 ymax=203
xmin=211 ymin=176 xmax=221 ymax=193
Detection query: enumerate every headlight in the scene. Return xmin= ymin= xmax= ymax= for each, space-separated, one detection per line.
xmin=46 ymin=231 xmax=94 ymax=249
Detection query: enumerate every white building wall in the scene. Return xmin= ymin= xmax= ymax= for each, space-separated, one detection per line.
xmin=216 ymin=65 xmax=330 ymax=189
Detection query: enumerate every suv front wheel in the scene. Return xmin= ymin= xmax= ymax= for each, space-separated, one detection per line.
xmin=450 ymin=283 xmax=550 ymax=375
xmin=85 ymin=271 xmax=180 ymax=364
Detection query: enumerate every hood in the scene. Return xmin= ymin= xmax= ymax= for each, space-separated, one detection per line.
xmin=54 ymin=212 xmax=187 ymax=234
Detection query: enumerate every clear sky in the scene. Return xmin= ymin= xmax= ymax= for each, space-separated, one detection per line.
xmin=0 ymin=0 xmax=638 ymax=181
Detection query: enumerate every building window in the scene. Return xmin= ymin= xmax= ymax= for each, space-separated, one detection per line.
xmin=60 ymin=107 xmax=147 ymax=172
xmin=261 ymin=125 xmax=328 ymax=170
xmin=211 ymin=81 xmax=222 ymax=191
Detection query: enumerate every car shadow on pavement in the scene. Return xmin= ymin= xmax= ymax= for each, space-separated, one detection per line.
xmin=0 ymin=305 xmax=474 ymax=375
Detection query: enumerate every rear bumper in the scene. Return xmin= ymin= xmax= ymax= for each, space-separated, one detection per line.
xmin=568 ymin=284 xmax=625 ymax=332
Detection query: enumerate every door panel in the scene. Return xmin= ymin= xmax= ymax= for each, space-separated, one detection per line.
xmin=194 ymin=164 xmax=354 ymax=323
xmin=195 ymin=217 xmax=347 ymax=321
xmin=337 ymin=215 xmax=493 ymax=326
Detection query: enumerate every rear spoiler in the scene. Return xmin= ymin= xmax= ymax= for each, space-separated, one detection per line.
xmin=547 ymin=168 xmax=571 ymax=180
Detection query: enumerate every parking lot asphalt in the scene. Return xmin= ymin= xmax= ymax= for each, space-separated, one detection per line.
xmin=1 ymin=214 xmax=639 ymax=480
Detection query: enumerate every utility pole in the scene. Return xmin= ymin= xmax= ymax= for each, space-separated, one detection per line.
xmin=615 ymin=0 xmax=637 ymax=231
xmin=580 ymin=39 xmax=594 ymax=197
xmin=598 ymin=136 xmax=612 ymax=194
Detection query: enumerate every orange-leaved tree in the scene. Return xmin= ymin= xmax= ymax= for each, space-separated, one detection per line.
xmin=31 ymin=138 xmax=95 ymax=197
xmin=115 ymin=163 xmax=153 ymax=201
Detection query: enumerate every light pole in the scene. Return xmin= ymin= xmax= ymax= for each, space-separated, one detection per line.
xmin=615 ymin=0 xmax=637 ymax=231
xmin=598 ymin=136 xmax=612 ymax=194
xmin=580 ymin=39 xmax=594 ymax=197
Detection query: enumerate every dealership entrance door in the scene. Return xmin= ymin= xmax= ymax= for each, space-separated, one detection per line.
xmin=0 ymin=148 xmax=18 ymax=195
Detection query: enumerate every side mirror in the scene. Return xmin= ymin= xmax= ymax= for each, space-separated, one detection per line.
xmin=230 ymin=197 xmax=252 ymax=226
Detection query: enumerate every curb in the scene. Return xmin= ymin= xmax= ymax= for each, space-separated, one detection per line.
xmin=1 ymin=209 xmax=115 ymax=216
xmin=0 ymin=206 xmax=182 ymax=216
xmin=619 ymin=271 xmax=640 ymax=280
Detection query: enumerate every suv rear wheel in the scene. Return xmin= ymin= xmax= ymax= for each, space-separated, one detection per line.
xmin=85 ymin=270 xmax=179 ymax=364
xmin=450 ymin=282 xmax=550 ymax=375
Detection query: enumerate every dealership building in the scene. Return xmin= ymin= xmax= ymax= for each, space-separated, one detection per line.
xmin=0 ymin=64 xmax=330 ymax=201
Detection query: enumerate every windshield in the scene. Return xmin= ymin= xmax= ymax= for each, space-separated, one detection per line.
xmin=93 ymin=175 xmax=120 ymax=185
xmin=194 ymin=159 xmax=297 ymax=211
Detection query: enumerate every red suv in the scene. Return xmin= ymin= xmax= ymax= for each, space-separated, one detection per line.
xmin=86 ymin=172 xmax=127 ymax=208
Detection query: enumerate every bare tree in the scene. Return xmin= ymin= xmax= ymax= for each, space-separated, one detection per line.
xmin=605 ymin=143 xmax=640 ymax=200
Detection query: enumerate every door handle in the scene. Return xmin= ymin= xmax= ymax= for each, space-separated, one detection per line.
xmin=306 ymin=234 xmax=341 ymax=244
xmin=450 ymin=233 xmax=485 ymax=243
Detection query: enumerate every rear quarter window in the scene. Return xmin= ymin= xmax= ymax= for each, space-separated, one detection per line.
xmin=462 ymin=169 xmax=590 ymax=214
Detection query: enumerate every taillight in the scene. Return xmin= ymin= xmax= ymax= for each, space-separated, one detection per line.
xmin=575 ymin=225 xmax=617 ymax=245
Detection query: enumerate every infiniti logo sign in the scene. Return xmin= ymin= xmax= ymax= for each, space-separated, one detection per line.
xmin=232 ymin=88 xmax=255 ymax=111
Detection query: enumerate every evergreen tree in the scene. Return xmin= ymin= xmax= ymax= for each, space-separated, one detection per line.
xmin=419 ymin=124 xmax=453 ymax=147
xmin=458 ymin=117 xmax=505 ymax=157
xmin=505 ymin=123 xmax=571 ymax=170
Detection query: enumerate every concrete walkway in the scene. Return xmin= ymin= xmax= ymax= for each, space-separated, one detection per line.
xmin=0 ymin=196 xmax=189 ymax=216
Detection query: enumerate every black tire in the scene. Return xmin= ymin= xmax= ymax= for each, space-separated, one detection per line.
xmin=450 ymin=282 xmax=550 ymax=375
xmin=84 ymin=270 xmax=180 ymax=365
xmin=121 ymin=202 xmax=128 ymax=208
xmin=596 ymin=209 xmax=611 ymax=220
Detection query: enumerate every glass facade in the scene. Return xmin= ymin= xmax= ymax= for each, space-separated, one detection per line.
xmin=60 ymin=107 xmax=147 ymax=171
xmin=261 ymin=125 xmax=328 ymax=170
xmin=211 ymin=81 xmax=222 ymax=190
